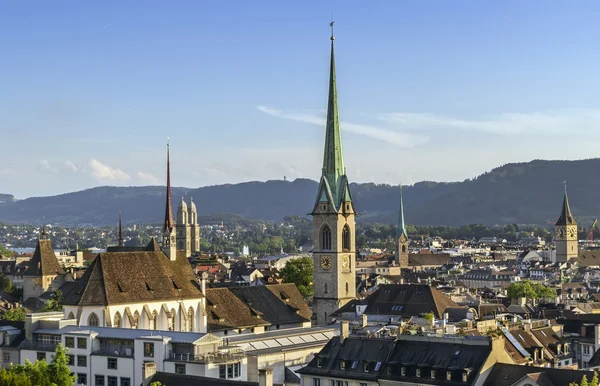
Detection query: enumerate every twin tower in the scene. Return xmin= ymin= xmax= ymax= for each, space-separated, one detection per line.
xmin=177 ymin=197 xmax=200 ymax=258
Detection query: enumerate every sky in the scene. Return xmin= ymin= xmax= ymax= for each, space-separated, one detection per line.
xmin=2 ymin=1 xmax=600 ymax=198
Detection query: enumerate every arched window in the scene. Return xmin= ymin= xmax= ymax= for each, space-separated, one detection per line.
xmin=324 ymin=282 xmax=328 ymax=294
xmin=346 ymin=281 xmax=349 ymax=294
xmin=342 ymin=225 xmax=351 ymax=251
xmin=324 ymin=312 xmax=328 ymax=322
xmin=88 ymin=313 xmax=99 ymax=327
xmin=133 ymin=311 xmax=140 ymax=329
xmin=321 ymin=225 xmax=332 ymax=250
xmin=170 ymin=309 xmax=176 ymax=331
xmin=113 ymin=312 xmax=121 ymax=328
xmin=401 ymin=245 xmax=407 ymax=253
xmin=68 ymin=312 xmax=75 ymax=320
xmin=150 ymin=311 xmax=157 ymax=330
xmin=188 ymin=307 xmax=194 ymax=332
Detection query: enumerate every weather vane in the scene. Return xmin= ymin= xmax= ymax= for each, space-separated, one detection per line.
xmin=330 ymin=19 xmax=335 ymax=40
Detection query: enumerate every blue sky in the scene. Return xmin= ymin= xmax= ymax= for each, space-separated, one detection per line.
xmin=2 ymin=1 xmax=600 ymax=198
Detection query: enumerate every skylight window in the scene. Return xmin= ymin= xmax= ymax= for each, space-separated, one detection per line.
xmin=351 ymin=360 xmax=359 ymax=369
xmin=375 ymin=362 xmax=382 ymax=371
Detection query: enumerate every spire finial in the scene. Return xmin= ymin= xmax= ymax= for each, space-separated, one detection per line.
xmin=564 ymin=180 xmax=567 ymax=195
xmin=330 ymin=20 xmax=335 ymax=41
xmin=397 ymin=184 xmax=407 ymax=239
xmin=41 ymin=217 xmax=47 ymax=240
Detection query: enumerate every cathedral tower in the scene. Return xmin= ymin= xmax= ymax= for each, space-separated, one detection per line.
xmin=555 ymin=186 xmax=578 ymax=262
xmin=395 ymin=186 xmax=409 ymax=268
xmin=311 ymin=23 xmax=356 ymax=325
xmin=189 ymin=198 xmax=200 ymax=254
xmin=118 ymin=212 xmax=124 ymax=247
xmin=162 ymin=141 xmax=177 ymax=261
xmin=177 ymin=197 xmax=192 ymax=257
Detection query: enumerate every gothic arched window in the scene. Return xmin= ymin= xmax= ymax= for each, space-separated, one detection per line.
xmin=113 ymin=312 xmax=122 ymax=328
xmin=402 ymin=245 xmax=407 ymax=253
xmin=68 ymin=312 xmax=75 ymax=320
xmin=170 ymin=308 xmax=176 ymax=331
xmin=150 ymin=311 xmax=157 ymax=330
xmin=322 ymin=225 xmax=332 ymax=250
xmin=188 ymin=307 xmax=194 ymax=332
xmin=342 ymin=225 xmax=351 ymax=251
xmin=88 ymin=313 xmax=99 ymax=327
xmin=133 ymin=311 xmax=140 ymax=329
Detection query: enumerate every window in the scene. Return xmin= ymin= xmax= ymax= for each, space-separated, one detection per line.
xmin=68 ymin=312 xmax=75 ymax=320
xmin=107 ymin=376 xmax=117 ymax=386
xmin=363 ymin=362 xmax=369 ymax=372
xmin=133 ymin=311 xmax=139 ymax=329
xmin=219 ymin=365 xmax=226 ymax=379
xmin=143 ymin=342 xmax=154 ymax=357
xmin=227 ymin=363 xmax=234 ymax=378
xmin=346 ymin=282 xmax=349 ymax=294
xmin=77 ymin=355 xmax=87 ymax=367
xmin=170 ymin=308 xmax=176 ymax=331
xmin=431 ymin=369 xmax=436 ymax=379
xmin=447 ymin=371 xmax=452 ymax=381
xmin=324 ymin=283 xmax=328 ymax=294
xmin=77 ymin=373 xmax=87 ymax=385
xmin=37 ymin=352 xmax=45 ymax=361
xmin=340 ymin=360 xmax=346 ymax=370
xmin=375 ymin=362 xmax=382 ymax=371
xmin=402 ymin=245 xmax=406 ymax=253
xmin=95 ymin=375 xmax=105 ymax=386
xmin=65 ymin=337 xmax=75 ymax=348
xmin=584 ymin=345 xmax=591 ymax=355
xmin=321 ymin=225 xmax=332 ymax=250
xmin=462 ymin=372 xmax=468 ymax=382
xmin=188 ymin=307 xmax=194 ymax=332
xmin=317 ymin=358 xmax=322 ymax=368
xmin=107 ymin=358 xmax=118 ymax=370
xmin=150 ymin=311 xmax=157 ymax=330
xmin=175 ymin=363 xmax=186 ymax=375
xmin=3 ymin=353 xmax=10 ymax=362
xmin=336 ymin=381 xmax=343 ymax=386
xmin=67 ymin=355 xmax=75 ymax=366
xmin=88 ymin=313 xmax=99 ymax=327
xmin=351 ymin=360 xmax=358 ymax=369
xmin=120 ymin=378 xmax=131 ymax=386
xmin=342 ymin=225 xmax=351 ymax=250
xmin=113 ymin=313 xmax=121 ymax=328
xmin=234 ymin=362 xmax=241 ymax=378
xmin=416 ymin=368 xmax=421 ymax=377
xmin=401 ymin=367 xmax=406 ymax=376
xmin=313 ymin=379 xmax=321 ymax=386
xmin=77 ymin=338 xmax=87 ymax=349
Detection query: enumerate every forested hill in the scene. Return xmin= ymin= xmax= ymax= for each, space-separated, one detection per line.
xmin=2 ymin=158 xmax=600 ymax=227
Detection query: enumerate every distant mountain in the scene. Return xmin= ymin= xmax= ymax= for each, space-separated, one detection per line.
xmin=2 ymin=159 xmax=600 ymax=227
xmin=0 ymin=194 xmax=15 ymax=204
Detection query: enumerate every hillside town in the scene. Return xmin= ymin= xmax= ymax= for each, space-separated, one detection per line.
xmin=2 ymin=25 xmax=600 ymax=386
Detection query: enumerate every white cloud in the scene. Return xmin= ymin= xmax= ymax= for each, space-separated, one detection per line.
xmin=256 ymin=106 xmax=429 ymax=148
xmin=39 ymin=160 xmax=58 ymax=173
xmin=136 ymin=171 xmax=160 ymax=185
xmin=64 ymin=160 xmax=80 ymax=172
xmin=88 ymin=159 xmax=130 ymax=182
xmin=380 ymin=108 xmax=600 ymax=135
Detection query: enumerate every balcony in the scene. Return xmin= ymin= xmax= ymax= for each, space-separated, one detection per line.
xmin=169 ymin=349 xmax=245 ymax=364
xmin=92 ymin=347 xmax=134 ymax=358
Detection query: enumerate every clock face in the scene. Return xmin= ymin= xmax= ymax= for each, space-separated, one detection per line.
xmin=567 ymin=226 xmax=577 ymax=240
xmin=341 ymin=255 xmax=350 ymax=269
xmin=555 ymin=227 xmax=565 ymax=239
xmin=320 ymin=256 xmax=332 ymax=269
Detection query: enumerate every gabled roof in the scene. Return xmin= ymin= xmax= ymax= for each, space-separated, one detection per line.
xmin=483 ymin=363 xmax=595 ymax=386
xmin=364 ymin=284 xmax=462 ymax=318
xmin=408 ymin=253 xmax=452 ymax=267
xmin=63 ymin=251 xmax=202 ymax=306
xmin=23 ymin=239 xmax=64 ymax=277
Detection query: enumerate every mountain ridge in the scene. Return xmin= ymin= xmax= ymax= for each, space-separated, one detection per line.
xmin=2 ymin=158 xmax=600 ymax=227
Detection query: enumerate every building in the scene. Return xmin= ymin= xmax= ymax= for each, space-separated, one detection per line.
xmin=0 ymin=321 xmax=24 ymax=370
xmin=483 ymin=363 xmax=596 ymax=386
xmin=555 ymin=187 xmax=578 ymax=262
xmin=311 ymin=27 xmax=356 ymax=325
xmin=22 ymin=229 xmax=66 ymax=302
xmin=395 ymin=186 xmax=409 ymax=268
xmin=177 ymin=197 xmax=201 ymax=258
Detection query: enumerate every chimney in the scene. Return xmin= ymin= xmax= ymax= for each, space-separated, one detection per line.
xmin=142 ymin=361 xmax=157 ymax=386
xmin=259 ymin=369 xmax=273 ymax=386
xmin=340 ymin=321 xmax=350 ymax=344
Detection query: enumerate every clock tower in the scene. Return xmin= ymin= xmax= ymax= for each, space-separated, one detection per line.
xmin=396 ymin=186 xmax=409 ymax=268
xmin=555 ymin=186 xmax=578 ymax=262
xmin=311 ymin=23 xmax=356 ymax=325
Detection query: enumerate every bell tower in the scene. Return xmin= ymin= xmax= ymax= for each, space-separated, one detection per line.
xmin=162 ymin=141 xmax=177 ymax=261
xmin=311 ymin=22 xmax=356 ymax=325
xmin=555 ymin=185 xmax=578 ymax=262
xmin=395 ymin=186 xmax=409 ymax=268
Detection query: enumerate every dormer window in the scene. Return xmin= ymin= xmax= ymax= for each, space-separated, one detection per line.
xmin=431 ymin=370 xmax=436 ymax=379
xmin=316 ymin=359 xmax=322 ymax=368
xmin=447 ymin=371 xmax=452 ymax=381
xmin=401 ymin=367 xmax=406 ymax=376
xmin=462 ymin=372 xmax=468 ymax=382
xmin=340 ymin=361 xmax=346 ymax=370
xmin=416 ymin=368 xmax=421 ymax=377
xmin=363 ymin=362 xmax=369 ymax=372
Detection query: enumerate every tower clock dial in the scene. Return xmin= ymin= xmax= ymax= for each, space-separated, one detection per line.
xmin=555 ymin=227 xmax=565 ymax=239
xmin=341 ymin=255 xmax=350 ymax=270
xmin=567 ymin=226 xmax=577 ymax=240
xmin=320 ymin=256 xmax=332 ymax=269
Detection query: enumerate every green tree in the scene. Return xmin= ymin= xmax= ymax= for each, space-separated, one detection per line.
xmin=1 ymin=307 xmax=27 ymax=321
xmin=0 ymin=369 xmax=32 ymax=386
xmin=10 ymin=344 xmax=75 ymax=386
xmin=507 ymin=281 xmax=556 ymax=300
xmin=280 ymin=257 xmax=314 ymax=298
xmin=41 ymin=289 xmax=63 ymax=312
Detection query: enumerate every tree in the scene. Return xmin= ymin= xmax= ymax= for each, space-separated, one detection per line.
xmin=0 ymin=369 xmax=32 ymax=386
xmin=1 ymin=307 xmax=26 ymax=321
xmin=507 ymin=281 xmax=556 ymax=300
xmin=280 ymin=257 xmax=314 ymax=298
xmin=41 ymin=289 xmax=63 ymax=312
xmin=9 ymin=344 xmax=75 ymax=386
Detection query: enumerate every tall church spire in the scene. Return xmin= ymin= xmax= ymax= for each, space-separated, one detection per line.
xmin=321 ymin=20 xmax=345 ymax=203
xmin=397 ymin=185 xmax=408 ymax=238
xmin=556 ymin=183 xmax=576 ymax=226
xmin=118 ymin=211 xmax=124 ymax=247
xmin=163 ymin=140 xmax=174 ymax=233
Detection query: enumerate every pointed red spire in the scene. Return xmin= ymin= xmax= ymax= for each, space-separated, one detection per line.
xmin=163 ymin=141 xmax=174 ymax=233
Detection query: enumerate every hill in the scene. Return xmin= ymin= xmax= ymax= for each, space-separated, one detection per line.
xmin=1 ymin=158 xmax=600 ymax=227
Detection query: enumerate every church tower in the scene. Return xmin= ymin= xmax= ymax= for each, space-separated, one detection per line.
xmin=311 ymin=23 xmax=356 ymax=325
xmin=189 ymin=198 xmax=200 ymax=254
xmin=162 ymin=141 xmax=177 ymax=261
xmin=395 ymin=186 xmax=409 ymax=268
xmin=177 ymin=197 xmax=192 ymax=257
xmin=555 ymin=186 xmax=578 ymax=262
xmin=118 ymin=212 xmax=124 ymax=247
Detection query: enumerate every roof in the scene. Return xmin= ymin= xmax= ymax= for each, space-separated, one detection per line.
xmin=23 ymin=239 xmax=64 ymax=277
xmin=364 ymin=284 xmax=462 ymax=318
xmin=204 ymin=284 xmax=311 ymax=331
xmin=483 ymin=363 xmax=595 ymax=386
xmin=62 ymin=251 xmax=203 ymax=306
xmin=408 ymin=253 xmax=452 ymax=267
xmin=299 ymin=337 xmax=395 ymax=381
xmin=556 ymin=191 xmax=576 ymax=226
xmin=150 ymin=372 xmax=258 ymax=386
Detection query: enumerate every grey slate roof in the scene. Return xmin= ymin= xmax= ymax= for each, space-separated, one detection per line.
xmin=23 ymin=239 xmax=65 ymax=277
xmin=150 ymin=372 xmax=258 ymax=386
xmin=483 ymin=363 xmax=595 ymax=386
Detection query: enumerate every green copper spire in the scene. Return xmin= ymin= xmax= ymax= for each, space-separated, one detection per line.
xmin=397 ymin=185 xmax=408 ymax=238
xmin=321 ymin=21 xmax=345 ymax=201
